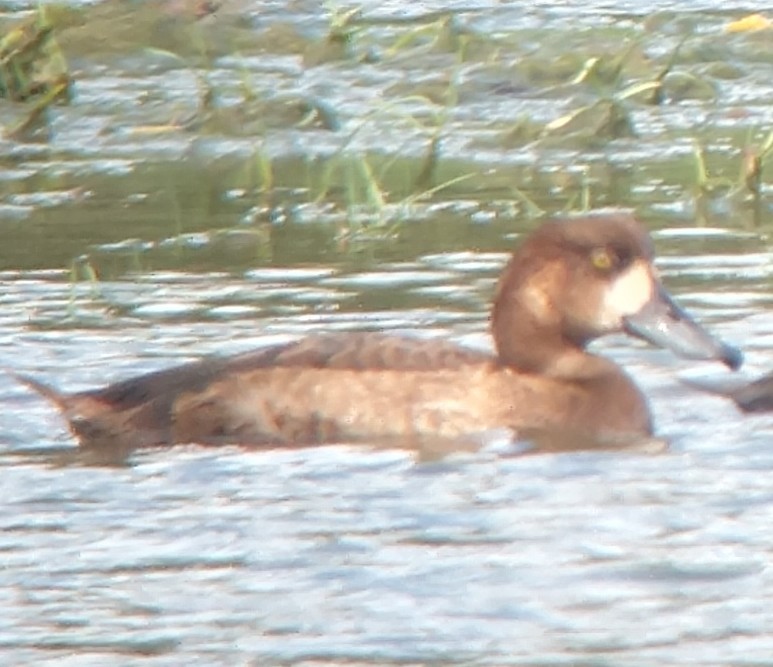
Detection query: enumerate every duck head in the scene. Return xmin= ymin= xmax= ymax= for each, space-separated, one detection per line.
xmin=491 ymin=212 xmax=742 ymax=377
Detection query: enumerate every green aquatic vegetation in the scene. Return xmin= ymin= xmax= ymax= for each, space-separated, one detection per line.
xmin=341 ymin=155 xmax=386 ymax=221
xmin=500 ymin=116 xmax=544 ymax=149
xmin=568 ymin=40 xmax=645 ymax=90
xmin=658 ymin=71 xmax=716 ymax=102
xmin=253 ymin=145 xmax=275 ymax=196
xmin=67 ymin=255 xmax=103 ymax=319
xmin=538 ymin=45 xmax=672 ymax=145
xmin=734 ymin=127 xmax=773 ymax=226
xmin=212 ymin=13 xmax=770 ymax=229
xmin=507 ymin=186 xmax=544 ymax=220
xmin=681 ymin=129 xmax=773 ymax=228
xmin=691 ymin=128 xmax=773 ymax=201
xmin=382 ymin=13 xmax=461 ymax=59
xmin=4 ymin=2 xmax=772 ymax=275
xmin=413 ymin=133 xmax=442 ymax=193
xmin=304 ymin=4 xmax=363 ymax=65
xmin=507 ymin=27 xmax=725 ymax=149
xmin=0 ymin=16 xmax=66 ymax=102
xmin=163 ymin=8 xmax=767 ymax=223
xmin=0 ymin=8 xmax=71 ymax=138
xmin=690 ymin=142 xmax=735 ymax=197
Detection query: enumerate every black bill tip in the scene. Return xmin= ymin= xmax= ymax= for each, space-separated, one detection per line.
xmin=623 ymin=286 xmax=742 ymax=371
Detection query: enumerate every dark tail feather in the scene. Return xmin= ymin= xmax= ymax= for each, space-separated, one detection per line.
xmin=10 ymin=370 xmax=173 ymax=453
xmin=9 ymin=371 xmax=72 ymax=411
xmin=9 ymin=371 xmax=144 ymax=463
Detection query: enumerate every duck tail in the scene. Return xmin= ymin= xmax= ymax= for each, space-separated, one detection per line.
xmin=10 ymin=371 xmax=71 ymax=410
xmin=9 ymin=370 xmax=148 ymax=458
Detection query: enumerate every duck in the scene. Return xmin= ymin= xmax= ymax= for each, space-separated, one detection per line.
xmin=727 ymin=373 xmax=773 ymax=412
xmin=14 ymin=211 xmax=742 ymax=456
xmin=685 ymin=370 xmax=773 ymax=413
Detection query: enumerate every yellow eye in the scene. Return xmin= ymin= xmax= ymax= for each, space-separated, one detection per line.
xmin=590 ymin=247 xmax=614 ymax=271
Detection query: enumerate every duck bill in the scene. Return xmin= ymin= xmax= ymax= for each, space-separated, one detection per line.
xmin=623 ymin=285 xmax=742 ymax=370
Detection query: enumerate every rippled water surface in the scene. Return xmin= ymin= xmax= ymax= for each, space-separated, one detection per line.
xmin=2 ymin=222 xmax=773 ymax=666
xmin=2 ymin=0 xmax=773 ymax=665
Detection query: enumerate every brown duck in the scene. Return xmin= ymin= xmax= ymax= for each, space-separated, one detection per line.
xmin=16 ymin=212 xmax=741 ymax=455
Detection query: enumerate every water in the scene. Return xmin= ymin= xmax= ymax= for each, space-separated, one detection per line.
xmin=2 ymin=0 xmax=773 ymax=664
xmin=1 ymin=224 xmax=772 ymax=665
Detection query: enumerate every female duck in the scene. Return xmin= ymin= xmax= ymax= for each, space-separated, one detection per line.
xmin=17 ymin=212 xmax=741 ymax=453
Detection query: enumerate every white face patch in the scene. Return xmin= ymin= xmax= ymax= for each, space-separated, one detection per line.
xmin=522 ymin=284 xmax=552 ymax=322
xmin=597 ymin=260 xmax=654 ymax=330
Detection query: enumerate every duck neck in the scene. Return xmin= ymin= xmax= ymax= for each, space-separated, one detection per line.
xmin=491 ymin=291 xmax=612 ymax=381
